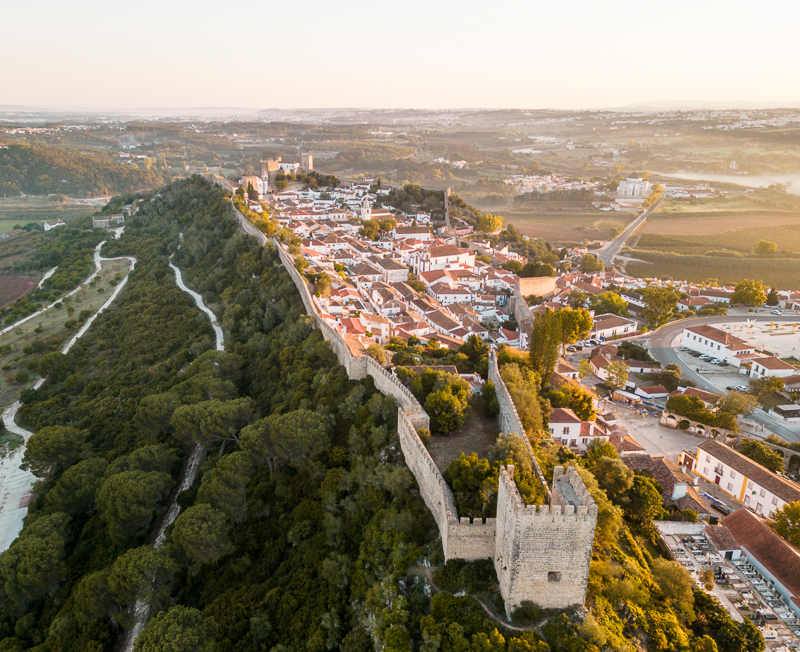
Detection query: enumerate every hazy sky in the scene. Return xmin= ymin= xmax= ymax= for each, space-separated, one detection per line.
xmin=2 ymin=0 xmax=799 ymax=110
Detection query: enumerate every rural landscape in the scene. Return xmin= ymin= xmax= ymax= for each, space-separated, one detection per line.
xmin=4 ymin=0 xmax=800 ymax=645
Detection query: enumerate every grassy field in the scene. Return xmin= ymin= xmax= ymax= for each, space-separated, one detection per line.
xmin=0 ymin=257 xmax=131 ymax=410
xmin=625 ymin=251 xmax=800 ymax=289
xmin=494 ymin=206 xmax=634 ymax=242
xmin=635 ymin=225 xmax=800 ymax=255
xmin=0 ymin=196 xmax=92 ymax=225
xmin=625 ymin=188 xmax=800 ymax=287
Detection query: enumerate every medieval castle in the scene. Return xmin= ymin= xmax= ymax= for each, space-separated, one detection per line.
xmin=215 ymin=174 xmax=598 ymax=614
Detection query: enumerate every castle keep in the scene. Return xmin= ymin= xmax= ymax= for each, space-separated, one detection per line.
xmin=221 ymin=185 xmax=598 ymax=614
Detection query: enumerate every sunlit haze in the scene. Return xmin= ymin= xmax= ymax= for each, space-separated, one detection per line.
xmin=3 ymin=0 xmax=800 ymax=111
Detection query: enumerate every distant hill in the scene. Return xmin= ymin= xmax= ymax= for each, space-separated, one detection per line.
xmin=613 ymin=100 xmax=800 ymax=111
xmin=0 ymin=143 xmax=172 ymax=197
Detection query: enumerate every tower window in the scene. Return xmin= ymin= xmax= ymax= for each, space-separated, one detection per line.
xmin=548 ymin=571 xmax=561 ymax=583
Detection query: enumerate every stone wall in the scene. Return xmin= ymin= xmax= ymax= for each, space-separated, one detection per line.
xmin=488 ymin=350 xmax=548 ymax=489
xmin=660 ymin=410 xmax=735 ymax=439
xmin=220 ymin=177 xmax=595 ymax=611
xmin=495 ymin=465 xmax=597 ymax=612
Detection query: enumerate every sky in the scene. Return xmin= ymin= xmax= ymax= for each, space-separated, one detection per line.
xmin=2 ymin=0 xmax=800 ymax=111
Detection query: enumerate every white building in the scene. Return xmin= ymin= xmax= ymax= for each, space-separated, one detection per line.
xmin=590 ymin=314 xmax=638 ymax=339
xmin=410 ymin=245 xmax=475 ymax=274
xmin=750 ymin=356 xmax=797 ymax=380
xmin=681 ymin=325 xmax=755 ymax=366
xmin=548 ymin=408 xmax=609 ymax=452
xmin=617 ymin=172 xmax=651 ymax=198
xmin=692 ymin=440 xmax=800 ymax=520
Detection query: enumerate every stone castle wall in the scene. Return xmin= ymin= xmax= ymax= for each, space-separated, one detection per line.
xmin=222 ymin=179 xmax=595 ymax=611
xmin=495 ymin=465 xmax=597 ymax=612
xmin=487 ymin=350 xmax=548 ymax=489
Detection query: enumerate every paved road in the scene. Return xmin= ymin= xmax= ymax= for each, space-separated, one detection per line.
xmin=596 ymin=198 xmax=663 ymax=267
xmin=642 ymin=314 xmax=800 ymax=443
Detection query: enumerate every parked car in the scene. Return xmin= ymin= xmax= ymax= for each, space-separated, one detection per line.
xmin=710 ymin=359 xmax=721 ymax=365
xmin=690 ymin=351 xmax=702 ymax=357
xmin=711 ymin=502 xmax=734 ymax=516
xmin=700 ymin=355 xmax=711 ymax=361
xmin=736 ymin=385 xmax=748 ymax=392
xmin=772 ymin=309 xmax=783 ymax=315
xmin=719 ymin=361 xmax=729 ymax=367
xmin=679 ymin=346 xmax=689 ymax=352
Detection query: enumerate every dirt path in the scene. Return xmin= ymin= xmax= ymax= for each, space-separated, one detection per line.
xmin=412 ymin=565 xmax=536 ymax=632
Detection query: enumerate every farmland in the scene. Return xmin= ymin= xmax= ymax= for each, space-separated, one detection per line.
xmin=0 ymin=276 xmax=40 ymax=310
xmin=624 ymin=187 xmax=800 ymax=287
xmin=495 ymin=204 xmax=634 ymax=243
xmin=0 ymin=196 xmax=92 ymax=226
xmin=625 ymin=252 xmax=800 ymax=289
xmin=0 ymin=257 xmax=130 ymax=409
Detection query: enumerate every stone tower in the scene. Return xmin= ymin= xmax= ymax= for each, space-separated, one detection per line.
xmin=494 ymin=465 xmax=597 ymax=613
xmin=300 ymin=153 xmax=314 ymax=173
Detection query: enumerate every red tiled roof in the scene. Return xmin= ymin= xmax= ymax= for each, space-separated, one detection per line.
xmin=723 ymin=509 xmax=800 ymax=598
xmin=549 ymin=408 xmax=581 ymax=424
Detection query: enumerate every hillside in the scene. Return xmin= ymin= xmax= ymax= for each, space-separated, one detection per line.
xmin=0 ymin=179 xmax=763 ymax=652
xmin=0 ymin=142 xmax=172 ymax=197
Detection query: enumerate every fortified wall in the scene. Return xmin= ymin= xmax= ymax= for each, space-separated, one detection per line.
xmin=496 ymin=465 xmax=597 ymax=610
xmin=511 ymin=277 xmax=557 ymax=338
xmin=224 ymin=185 xmax=596 ymax=613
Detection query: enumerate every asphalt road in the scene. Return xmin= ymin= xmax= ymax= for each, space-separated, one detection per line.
xmin=596 ymin=199 xmax=663 ymax=267
xmin=641 ymin=314 xmax=800 ymax=443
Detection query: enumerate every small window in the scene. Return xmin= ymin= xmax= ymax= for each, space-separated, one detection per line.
xmin=730 ymin=470 xmax=736 ymax=479
xmin=760 ymin=488 xmax=766 ymax=498
xmin=704 ymin=467 xmax=709 ymax=476
xmin=548 ymin=571 xmax=561 ymax=583
xmin=562 ymin=427 xmax=570 ymax=435
xmin=772 ymin=496 xmax=778 ymax=505
xmin=756 ymin=503 xmax=763 ymax=513
xmin=726 ymin=483 xmax=733 ymax=491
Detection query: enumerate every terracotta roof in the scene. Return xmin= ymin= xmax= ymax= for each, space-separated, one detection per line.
xmin=698 ymin=440 xmax=800 ymax=504
xmin=549 ymin=408 xmax=582 ymax=424
xmin=723 ymin=509 xmax=800 ymax=598
xmin=637 ymin=385 xmax=668 ymax=394
xmin=593 ymin=314 xmax=637 ymax=330
xmin=704 ymin=525 xmax=740 ymax=552
xmin=753 ymin=356 xmax=796 ymax=371
xmin=609 ymin=432 xmax=647 ymax=455
xmin=686 ymin=324 xmax=747 ymax=348
xmin=429 ymin=244 xmax=463 ymax=258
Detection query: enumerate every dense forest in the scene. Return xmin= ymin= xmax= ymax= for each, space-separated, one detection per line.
xmin=0 ymin=178 xmax=764 ymax=652
xmin=0 ymin=143 xmax=172 ymax=197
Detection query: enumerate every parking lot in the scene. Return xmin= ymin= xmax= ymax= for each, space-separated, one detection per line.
xmin=671 ymin=347 xmax=752 ymax=395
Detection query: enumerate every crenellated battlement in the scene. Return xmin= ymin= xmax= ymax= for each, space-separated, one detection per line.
xmin=228 ymin=196 xmax=596 ymax=615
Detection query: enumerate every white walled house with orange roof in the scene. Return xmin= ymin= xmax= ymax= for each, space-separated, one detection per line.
xmin=749 ymin=356 xmax=797 ymax=380
xmin=680 ymin=324 xmax=755 ymax=366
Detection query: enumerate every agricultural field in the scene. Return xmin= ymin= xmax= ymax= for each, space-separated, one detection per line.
xmin=624 ymin=188 xmax=800 ymax=287
xmin=624 ymin=251 xmax=800 ymax=289
xmin=0 ymin=276 xmax=40 ymax=310
xmin=499 ymin=205 xmax=633 ymax=243
xmin=0 ymin=196 xmax=93 ymax=225
xmin=0 ymin=257 xmax=130 ymax=410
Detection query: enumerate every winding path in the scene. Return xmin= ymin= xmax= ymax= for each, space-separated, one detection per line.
xmin=0 ymin=231 xmax=137 ymax=552
xmin=119 ymin=238 xmax=223 ymax=652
